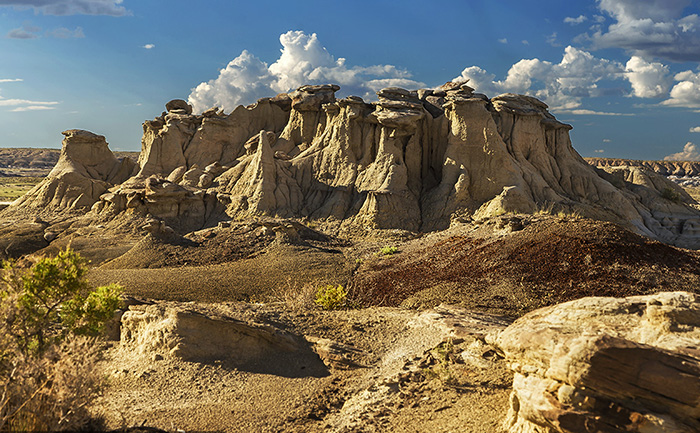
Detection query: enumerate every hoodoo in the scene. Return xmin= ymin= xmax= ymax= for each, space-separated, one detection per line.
xmin=6 ymin=82 xmax=700 ymax=247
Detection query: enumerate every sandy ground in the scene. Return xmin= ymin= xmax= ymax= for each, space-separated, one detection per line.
xmin=94 ymin=303 xmax=513 ymax=433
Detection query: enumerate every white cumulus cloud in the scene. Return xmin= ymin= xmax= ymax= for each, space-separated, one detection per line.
xmin=664 ymin=141 xmax=700 ymax=160
xmin=143 ymin=44 xmax=155 ymax=50
xmin=624 ymin=56 xmax=672 ymax=98
xmin=662 ymin=70 xmax=700 ymax=107
xmin=454 ymin=46 xmax=624 ymax=111
xmin=188 ymin=31 xmax=425 ymax=113
xmin=690 ymin=126 xmax=700 ymax=132
xmin=0 ymin=0 xmax=129 ymax=16
xmin=591 ymin=0 xmax=700 ymax=61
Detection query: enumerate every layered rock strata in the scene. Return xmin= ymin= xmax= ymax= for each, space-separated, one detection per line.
xmin=7 ymin=83 xmax=700 ymax=246
xmin=495 ymin=292 xmax=700 ymax=433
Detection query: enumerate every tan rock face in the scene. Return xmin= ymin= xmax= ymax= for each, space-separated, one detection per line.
xmin=8 ymin=83 xmax=700 ymax=247
xmin=8 ymin=129 xmax=136 ymax=214
xmin=495 ymin=292 xmax=700 ymax=433
xmin=119 ymin=303 xmax=327 ymax=376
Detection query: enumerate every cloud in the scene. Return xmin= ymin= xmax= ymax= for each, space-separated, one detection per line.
xmin=564 ymin=109 xmax=633 ymax=116
xmin=547 ymin=32 xmax=561 ymax=47
xmin=0 ymin=0 xmax=129 ymax=16
xmin=10 ymin=105 xmax=56 ymax=112
xmin=691 ymin=126 xmax=700 ymax=132
xmin=603 ymin=139 xmax=612 ymax=142
xmin=454 ymin=46 xmax=624 ymax=110
xmin=594 ymin=149 xmax=605 ymax=153
xmin=7 ymin=24 xmax=40 ymax=39
xmin=662 ymin=70 xmax=700 ymax=107
xmin=590 ymin=0 xmax=700 ymax=62
xmin=8 ymin=23 xmax=85 ymax=39
xmin=521 ymin=40 xmax=529 ymax=45
xmin=0 ymin=98 xmax=59 ymax=107
xmin=188 ymin=31 xmax=425 ymax=113
xmin=143 ymin=44 xmax=155 ymax=50
xmin=565 ymin=15 xmax=588 ymax=25
xmin=624 ymin=56 xmax=672 ymax=98
xmin=664 ymin=141 xmax=700 ymax=160
xmin=45 ymin=26 xmax=84 ymax=38
xmin=498 ymin=38 xmax=507 ymax=44
xmin=0 ymin=83 xmax=60 ymax=112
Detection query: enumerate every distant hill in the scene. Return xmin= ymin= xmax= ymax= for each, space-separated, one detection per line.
xmin=586 ymin=157 xmax=700 ymax=177
xmin=0 ymin=148 xmax=139 ymax=173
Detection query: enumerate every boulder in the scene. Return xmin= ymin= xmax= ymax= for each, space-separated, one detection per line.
xmin=495 ymin=292 xmax=700 ymax=433
xmin=119 ymin=303 xmax=327 ymax=376
xmin=165 ymin=99 xmax=193 ymax=115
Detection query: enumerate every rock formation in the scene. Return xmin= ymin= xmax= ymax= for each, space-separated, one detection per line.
xmin=120 ymin=303 xmax=327 ymax=376
xmin=6 ymin=83 xmax=700 ymax=246
xmin=495 ymin=291 xmax=700 ymax=433
xmin=9 ymin=130 xmax=136 ymax=212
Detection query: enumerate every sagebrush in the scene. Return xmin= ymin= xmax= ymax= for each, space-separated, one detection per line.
xmin=0 ymin=248 xmax=122 ymax=431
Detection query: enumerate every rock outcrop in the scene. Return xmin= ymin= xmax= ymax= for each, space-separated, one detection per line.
xmin=495 ymin=292 xmax=700 ymax=433
xmin=6 ymin=84 xmax=700 ymax=247
xmin=8 ymin=130 xmax=136 ymax=213
xmin=120 ymin=303 xmax=327 ymax=376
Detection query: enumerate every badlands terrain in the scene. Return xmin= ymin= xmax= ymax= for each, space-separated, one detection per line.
xmin=2 ymin=82 xmax=700 ymax=432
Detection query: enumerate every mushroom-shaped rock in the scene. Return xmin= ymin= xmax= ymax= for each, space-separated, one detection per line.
xmin=290 ymin=84 xmax=340 ymax=111
xmin=6 ymin=129 xmax=136 ymax=214
xmin=165 ymin=99 xmax=193 ymax=115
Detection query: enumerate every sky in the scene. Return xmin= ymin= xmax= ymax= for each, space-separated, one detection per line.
xmin=1 ymin=0 xmax=700 ymax=160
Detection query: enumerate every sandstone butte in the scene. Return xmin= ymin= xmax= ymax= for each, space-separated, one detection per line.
xmin=4 ymin=81 xmax=700 ymax=248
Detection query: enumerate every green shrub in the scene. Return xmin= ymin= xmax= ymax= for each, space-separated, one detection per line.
xmin=0 ymin=248 xmax=122 ymax=430
xmin=377 ymin=246 xmax=399 ymax=256
xmin=661 ymin=187 xmax=682 ymax=203
xmin=314 ymin=284 xmax=348 ymax=310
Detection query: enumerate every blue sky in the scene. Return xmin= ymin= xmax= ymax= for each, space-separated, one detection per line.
xmin=1 ymin=0 xmax=700 ymax=160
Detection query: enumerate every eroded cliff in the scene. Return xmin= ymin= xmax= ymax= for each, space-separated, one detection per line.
xmin=6 ymin=82 xmax=700 ymax=247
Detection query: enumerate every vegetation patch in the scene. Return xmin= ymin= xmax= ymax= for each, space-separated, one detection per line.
xmin=377 ymin=246 xmax=399 ymax=256
xmin=0 ymin=248 xmax=122 ymax=431
xmin=314 ymin=284 xmax=348 ymax=310
xmin=0 ymin=177 xmax=43 ymax=201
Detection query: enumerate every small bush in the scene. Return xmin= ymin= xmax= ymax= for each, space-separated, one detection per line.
xmin=314 ymin=284 xmax=348 ymax=310
xmin=661 ymin=187 xmax=682 ymax=203
xmin=0 ymin=248 xmax=122 ymax=431
xmin=279 ymin=279 xmax=317 ymax=312
xmin=377 ymin=246 xmax=399 ymax=256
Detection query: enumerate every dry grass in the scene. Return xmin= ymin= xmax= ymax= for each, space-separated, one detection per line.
xmin=0 ymin=293 xmax=106 ymax=431
xmin=275 ymin=278 xmax=318 ymax=312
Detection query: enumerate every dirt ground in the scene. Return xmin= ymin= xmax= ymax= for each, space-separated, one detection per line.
xmin=3 ymin=208 xmax=700 ymax=432
xmin=94 ymin=303 xmax=513 ymax=433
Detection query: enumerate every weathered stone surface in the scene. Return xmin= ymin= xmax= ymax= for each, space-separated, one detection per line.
xmin=8 ymin=82 xmax=700 ymax=248
xmin=165 ymin=99 xmax=193 ymax=115
xmin=119 ymin=303 xmax=327 ymax=376
xmin=494 ymin=292 xmax=700 ymax=433
xmin=8 ymin=129 xmax=136 ymax=214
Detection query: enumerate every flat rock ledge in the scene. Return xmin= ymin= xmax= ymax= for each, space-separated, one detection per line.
xmin=494 ymin=291 xmax=700 ymax=433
